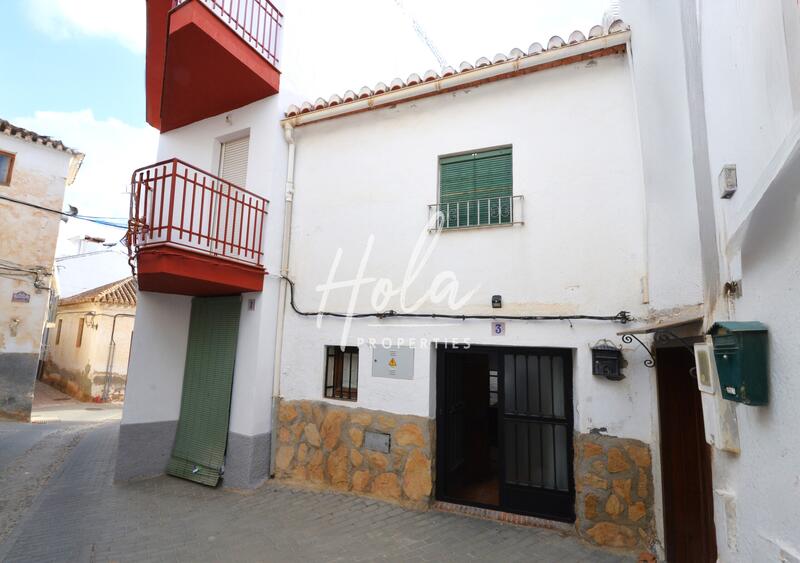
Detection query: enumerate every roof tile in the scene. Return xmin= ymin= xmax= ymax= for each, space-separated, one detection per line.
xmin=285 ymin=21 xmax=630 ymax=119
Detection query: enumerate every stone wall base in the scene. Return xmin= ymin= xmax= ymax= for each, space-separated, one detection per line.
xmin=275 ymin=399 xmax=434 ymax=508
xmin=574 ymin=433 xmax=656 ymax=551
xmin=0 ymin=352 xmax=39 ymax=421
xmin=114 ymin=420 xmax=178 ymax=482
xmin=223 ymin=431 xmax=271 ymax=489
xmin=115 ymin=421 xmax=270 ymax=490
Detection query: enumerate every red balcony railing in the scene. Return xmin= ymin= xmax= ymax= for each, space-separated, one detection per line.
xmin=129 ymin=159 xmax=268 ymax=269
xmin=172 ymin=0 xmax=282 ymax=67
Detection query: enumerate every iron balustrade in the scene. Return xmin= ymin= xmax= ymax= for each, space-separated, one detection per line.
xmin=428 ymin=195 xmax=524 ymax=230
xmin=172 ymin=0 xmax=282 ymax=67
xmin=129 ymin=159 xmax=268 ymax=268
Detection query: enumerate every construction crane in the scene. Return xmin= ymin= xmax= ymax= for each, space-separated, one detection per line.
xmin=391 ymin=0 xmax=449 ymax=70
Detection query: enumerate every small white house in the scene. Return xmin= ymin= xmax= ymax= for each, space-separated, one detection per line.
xmin=43 ymin=277 xmax=137 ymax=401
xmin=275 ymin=19 xmax=661 ymax=549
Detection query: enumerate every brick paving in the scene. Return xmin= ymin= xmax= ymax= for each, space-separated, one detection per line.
xmin=0 ymin=421 xmax=631 ymax=562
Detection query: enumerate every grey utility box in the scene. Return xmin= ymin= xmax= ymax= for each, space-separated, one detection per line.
xmin=372 ymin=346 xmax=414 ymax=380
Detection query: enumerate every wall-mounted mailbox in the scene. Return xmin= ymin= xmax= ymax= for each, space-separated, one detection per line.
xmin=709 ymin=321 xmax=768 ymax=405
xmin=592 ymin=341 xmax=624 ymax=381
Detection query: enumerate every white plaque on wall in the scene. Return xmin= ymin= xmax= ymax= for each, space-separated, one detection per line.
xmin=372 ymin=346 xmax=414 ymax=380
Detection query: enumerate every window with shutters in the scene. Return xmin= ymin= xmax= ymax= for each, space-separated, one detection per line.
xmin=76 ymin=317 xmax=85 ymax=348
xmin=324 ymin=346 xmax=359 ymax=401
xmin=436 ymin=146 xmax=516 ymax=229
xmin=218 ymin=135 xmax=250 ymax=188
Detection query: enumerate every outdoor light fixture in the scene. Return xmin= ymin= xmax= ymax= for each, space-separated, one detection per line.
xmin=592 ymin=340 xmax=624 ymax=381
xmin=492 ymin=295 xmax=502 ymax=308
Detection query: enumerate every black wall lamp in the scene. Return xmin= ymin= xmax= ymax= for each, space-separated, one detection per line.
xmin=592 ymin=340 xmax=625 ymax=381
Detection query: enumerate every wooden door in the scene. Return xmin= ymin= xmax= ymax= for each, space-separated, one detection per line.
xmin=657 ymin=347 xmax=717 ymax=562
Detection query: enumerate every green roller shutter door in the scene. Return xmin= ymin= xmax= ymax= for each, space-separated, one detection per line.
xmin=167 ymin=296 xmax=242 ymax=486
xmin=439 ymin=147 xmax=513 ymax=228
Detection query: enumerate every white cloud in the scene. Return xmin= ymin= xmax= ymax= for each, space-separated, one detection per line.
xmin=11 ymin=110 xmax=158 ymax=255
xmin=26 ymin=0 xmax=145 ymax=53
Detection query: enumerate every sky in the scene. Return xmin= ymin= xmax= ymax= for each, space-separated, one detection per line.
xmin=1 ymin=0 xmax=611 ymax=255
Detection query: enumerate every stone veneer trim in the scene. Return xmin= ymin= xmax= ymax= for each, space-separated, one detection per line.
xmin=574 ymin=432 xmax=656 ymax=551
xmin=274 ymin=399 xmax=434 ymax=507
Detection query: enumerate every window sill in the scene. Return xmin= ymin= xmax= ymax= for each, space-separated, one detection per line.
xmin=429 ymin=221 xmax=523 ymax=233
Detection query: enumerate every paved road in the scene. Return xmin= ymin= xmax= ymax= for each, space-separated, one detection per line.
xmin=0 ymin=385 xmax=629 ymax=562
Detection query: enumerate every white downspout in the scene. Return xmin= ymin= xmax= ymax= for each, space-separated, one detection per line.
xmin=269 ymin=122 xmax=296 ymax=477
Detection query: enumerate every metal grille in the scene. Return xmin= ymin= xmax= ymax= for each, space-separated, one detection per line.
xmin=324 ymin=346 xmax=359 ymax=401
xmin=503 ymin=352 xmax=570 ymax=492
xmin=429 ymin=195 xmax=523 ymax=230
xmin=172 ymin=0 xmax=283 ymax=67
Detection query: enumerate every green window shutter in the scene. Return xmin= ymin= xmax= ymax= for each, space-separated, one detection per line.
xmin=439 ymin=147 xmax=513 ymax=227
xmin=167 ymin=296 xmax=242 ymax=486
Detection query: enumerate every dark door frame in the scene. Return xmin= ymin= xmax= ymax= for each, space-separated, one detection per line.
xmin=435 ymin=345 xmax=575 ymax=522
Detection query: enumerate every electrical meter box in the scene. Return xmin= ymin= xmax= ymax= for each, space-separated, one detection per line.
xmin=709 ymin=321 xmax=768 ymax=405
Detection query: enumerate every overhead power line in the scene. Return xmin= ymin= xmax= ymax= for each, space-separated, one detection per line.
xmin=0 ymin=194 xmax=128 ymax=229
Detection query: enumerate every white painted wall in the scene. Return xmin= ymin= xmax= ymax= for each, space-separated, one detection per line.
xmin=44 ymin=302 xmax=135 ymax=398
xmin=280 ymin=53 xmax=656 ymax=441
xmin=123 ymin=88 xmax=302 ymax=436
xmin=677 ymin=1 xmax=800 ymax=560
xmin=121 ymin=291 xmax=191 ymax=424
xmin=0 ymin=134 xmax=75 ymax=356
xmin=618 ymin=0 xmax=704 ymax=313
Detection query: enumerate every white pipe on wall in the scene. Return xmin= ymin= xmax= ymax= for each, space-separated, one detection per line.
xmin=269 ymin=122 xmax=296 ymax=476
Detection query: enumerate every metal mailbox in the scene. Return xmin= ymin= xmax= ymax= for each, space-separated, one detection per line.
xmin=709 ymin=321 xmax=768 ymax=405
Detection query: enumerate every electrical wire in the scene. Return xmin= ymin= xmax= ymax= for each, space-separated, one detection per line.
xmin=0 ymin=194 xmax=127 ymax=229
xmin=283 ymin=276 xmax=631 ymax=323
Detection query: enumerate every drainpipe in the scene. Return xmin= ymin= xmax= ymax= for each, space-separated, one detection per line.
xmin=102 ymin=313 xmax=136 ymax=401
xmin=269 ymin=122 xmax=296 ymax=477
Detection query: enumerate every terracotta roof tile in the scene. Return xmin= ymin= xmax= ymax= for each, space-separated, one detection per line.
xmin=0 ymin=119 xmax=83 ymax=156
xmin=59 ymin=276 xmax=138 ymax=307
xmin=285 ymin=20 xmax=630 ymax=120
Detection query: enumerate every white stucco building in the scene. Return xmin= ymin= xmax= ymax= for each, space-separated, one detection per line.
xmin=0 ymin=119 xmax=83 ymax=421
xmin=43 ymin=277 xmax=137 ymax=401
xmin=118 ymin=0 xmax=800 ymax=560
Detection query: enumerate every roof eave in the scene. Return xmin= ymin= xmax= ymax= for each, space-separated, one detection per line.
xmin=283 ymin=29 xmax=631 ymax=128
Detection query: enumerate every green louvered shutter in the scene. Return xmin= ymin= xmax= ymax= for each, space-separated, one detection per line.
xmin=167 ymin=296 xmax=241 ymax=486
xmin=439 ymin=147 xmax=513 ymax=228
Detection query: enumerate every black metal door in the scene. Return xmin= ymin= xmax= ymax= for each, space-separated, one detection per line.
xmin=442 ymin=351 xmax=467 ymax=491
xmin=499 ymin=349 xmax=575 ymax=521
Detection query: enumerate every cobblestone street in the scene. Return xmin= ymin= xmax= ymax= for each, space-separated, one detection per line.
xmin=0 ymin=385 xmax=630 ymax=562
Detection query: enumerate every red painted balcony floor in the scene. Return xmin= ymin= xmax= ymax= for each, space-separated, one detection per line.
xmin=137 ymin=245 xmax=265 ymax=296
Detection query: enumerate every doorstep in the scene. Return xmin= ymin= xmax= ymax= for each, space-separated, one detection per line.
xmin=432 ymin=500 xmax=576 ymax=533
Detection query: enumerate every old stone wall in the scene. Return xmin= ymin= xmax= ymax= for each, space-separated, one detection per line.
xmin=275 ymin=400 xmax=434 ymax=507
xmin=574 ymin=433 xmax=655 ymax=551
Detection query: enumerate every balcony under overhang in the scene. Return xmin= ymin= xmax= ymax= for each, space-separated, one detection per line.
xmin=146 ymin=0 xmax=281 ymax=132
xmin=129 ymin=158 xmax=269 ymax=296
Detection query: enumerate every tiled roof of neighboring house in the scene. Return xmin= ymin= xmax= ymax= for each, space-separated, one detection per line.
xmin=59 ymin=276 xmax=138 ymax=307
xmin=55 ymin=249 xmax=133 ymax=298
xmin=285 ymin=20 xmax=630 ymax=121
xmin=0 ymin=119 xmax=83 ymax=156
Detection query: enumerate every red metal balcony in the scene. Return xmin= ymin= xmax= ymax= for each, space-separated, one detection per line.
xmin=129 ymin=159 xmax=268 ymax=296
xmin=146 ymin=0 xmax=282 ymax=132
